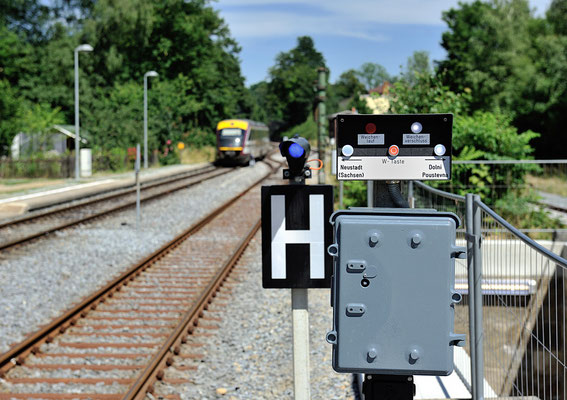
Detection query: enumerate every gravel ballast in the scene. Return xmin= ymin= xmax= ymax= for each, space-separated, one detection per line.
xmin=0 ymin=158 xmax=355 ymax=399
xmin=0 ymin=162 xmax=271 ymax=354
xmin=153 ymin=233 xmax=355 ymax=400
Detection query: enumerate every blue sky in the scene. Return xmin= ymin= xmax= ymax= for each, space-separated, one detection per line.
xmin=213 ymin=0 xmax=552 ymax=86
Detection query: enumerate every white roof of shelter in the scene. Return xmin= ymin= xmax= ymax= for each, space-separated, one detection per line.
xmin=53 ymin=125 xmax=88 ymax=144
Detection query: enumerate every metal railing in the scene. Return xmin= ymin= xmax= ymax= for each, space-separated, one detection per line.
xmin=433 ymin=160 xmax=567 ymax=201
xmin=410 ymin=180 xmax=567 ymax=400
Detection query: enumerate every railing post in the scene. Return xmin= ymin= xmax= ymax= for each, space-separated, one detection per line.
xmin=408 ymin=181 xmax=414 ymax=208
xmin=465 ymin=193 xmax=477 ymax=399
xmin=472 ymin=194 xmax=484 ymax=399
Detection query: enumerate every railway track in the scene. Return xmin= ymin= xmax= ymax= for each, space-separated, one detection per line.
xmin=0 ymin=165 xmax=232 ymax=251
xmin=0 ymin=161 xmax=280 ymax=399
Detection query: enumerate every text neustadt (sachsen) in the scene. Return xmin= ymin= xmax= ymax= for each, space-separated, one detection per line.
xmin=339 ymin=172 xmax=365 ymax=178
xmin=340 ymin=165 xmax=362 ymax=170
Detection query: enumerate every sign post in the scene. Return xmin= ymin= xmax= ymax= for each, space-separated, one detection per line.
xmin=262 ymin=137 xmax=333 ymax=399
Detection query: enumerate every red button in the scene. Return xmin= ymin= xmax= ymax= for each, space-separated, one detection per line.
xmin=365 ymin=123 xmax=376 ymax=134
xmin=388 ymin=145 xmax=399 ymax=157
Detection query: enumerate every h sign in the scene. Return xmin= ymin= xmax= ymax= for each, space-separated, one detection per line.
xmin=261 ymin=185 xmax=333 ymax=288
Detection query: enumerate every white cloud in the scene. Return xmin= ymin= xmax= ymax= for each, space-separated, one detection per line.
xmin=217 ymin=0 xmax=553 ymax=39
xmin=218 ymin=0 xmax=461 ymax=29
xmin=223 ymin=10 xmax=389 ymax=41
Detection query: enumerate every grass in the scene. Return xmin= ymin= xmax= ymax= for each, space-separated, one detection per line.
xmin=526 ymin=175 xmax=567 ymax=197
xmin=0 ymin=179 xmax=34 ymax=186
xmin=178 ymin=146 xmax=216 ymax=164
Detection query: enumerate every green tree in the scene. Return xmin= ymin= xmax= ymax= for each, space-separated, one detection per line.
xmin=390 ymin=74 xmax=539 ymax=201
xmin=266 ymin=36 xmax=326 ymax=133
xmin=402 ymin=51 xmax=432 ymax=85
xmin=0 ymin=22 xmax=35 ymax=155
xmin=355 ymin=62 xmax=390 ymax=91
xmin=438 ymin=0 xmax=534 ymax=112
xmin=438 ymin=0 xmax=567 ymax=158
xmin=0 ymin=80 xmax=22 ymax=155
xmin=547 ymin=0 xmax=567 ymax=35
xmin=333 ymin=69 xmax=366 ymax=100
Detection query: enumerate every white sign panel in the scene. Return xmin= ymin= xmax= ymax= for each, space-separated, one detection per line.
xmin=357 ymin=134 xmax=385 ymax=145
xmin=337 ymin=156 xmax=451 ymax=180
xmin=402 ymin=133 xmax=430 ymax=145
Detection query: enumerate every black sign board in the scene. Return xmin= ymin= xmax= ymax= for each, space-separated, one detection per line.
xmin=261 ymin=185 xmax=333 ymax=289
xmin=335 ymin=113 xmax=453 ymax=181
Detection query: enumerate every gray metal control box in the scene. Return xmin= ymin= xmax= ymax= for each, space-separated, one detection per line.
xmin=326 ymin=208 xmax=466 ymax=375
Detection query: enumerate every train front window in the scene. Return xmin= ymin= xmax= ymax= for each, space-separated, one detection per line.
xmin=220 ymin=128 xmax=242 ymax=137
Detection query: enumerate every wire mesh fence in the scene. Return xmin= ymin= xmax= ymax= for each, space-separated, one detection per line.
xmin=436 ymin=160 xmax=567 ymax=200
xmin=409 ymin=181 xmax=473 ymax=393
xmin=477 ymin=202 xmax=566 ymax=400
xmin=410 ymin=180 xmax=567 ymax=400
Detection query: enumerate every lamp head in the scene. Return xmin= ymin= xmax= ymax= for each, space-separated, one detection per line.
xmin=75 ymin=44 xmax=94 ymax=52
xmin=145 ymin=71 xmax=159 ymax=78
xmin=279 ymin=135 xmax=311 ymax=181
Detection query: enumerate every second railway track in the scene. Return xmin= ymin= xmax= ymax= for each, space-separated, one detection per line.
xmin=0 ymin=160 xmax=281 ymax=399
xmin=0 ymin=165 xmax=232 ymax=251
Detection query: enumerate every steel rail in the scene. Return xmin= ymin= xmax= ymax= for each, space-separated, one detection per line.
xmin=0 ymin=167 xmax=230 ymax=251
xmin=0 ymin=161 xmax=279 ymax=375
xmin=125 ymin=219 xmax=261 ymax=400
xmin=0 ymin=164 xmax=217 ymax=229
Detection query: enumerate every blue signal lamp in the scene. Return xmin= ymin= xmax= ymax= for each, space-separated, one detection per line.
xmin=288 ymin=143 xmax=305 ymax=158
xmin=279 ymin=135 xmax=311 ymax=182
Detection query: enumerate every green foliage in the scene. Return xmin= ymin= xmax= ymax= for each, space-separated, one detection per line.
xmin=82 ymin=81 xmax=142 ymax=150
xmin=0 ymin=80 xmax=22 ymax=155
xmin=279 ymin=118 xmax=317 ymax=142
xmin=347 ymin=95 xmax=372 ymax=114
xmin=402 ymin=51 xmax=432 ymax=86
xmin=547 ymin=0 xmax=567 ymax=35
xmin=326 ymin=69 xmax=366 ymax=114
xmin=389 ymin=73 xmax=470 ymax=115
xmin=451 ymin=112 xmax=539 ymax=202
xmin=494 ymin=191 xmax=563 ymax=231
xmin=342 ymin=181 xmax=367 ymax=208
xmin=333 ymin=69 xmax=366 ymax=100
xmin=158 ymin=139 xmax=180 ymax=165
xmin=355 ymin=62 xmax=390 ymax=91
xmin=262 ymin=36 xmax=326 ymax=133
xmin=0 ymin=0 xmax=251 ymax=164
xmin=438 ymin=0 xmax=567 ymax=158
xmin=390 ymin=74 xmax=539 ymax=204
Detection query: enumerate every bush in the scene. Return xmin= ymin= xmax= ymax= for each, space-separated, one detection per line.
xmin=390 ymin=74 xmax=540 ymax=204
xmin=279 ymin=118 xmax=317 ymax=141
xmin=449 ymin=112 xmax=539 ymax=202
xmin=494 ymin=191 xmax=563 ymax=232
xmin=341 ymin=181 xmax=367 ymax=208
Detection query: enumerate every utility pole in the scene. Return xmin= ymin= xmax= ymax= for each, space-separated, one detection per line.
xmin=316 ymin=67 xmax=327 ymax=184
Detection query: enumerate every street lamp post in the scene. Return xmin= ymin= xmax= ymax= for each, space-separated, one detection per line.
xmin=74 ymin=44 xmax=93 ymax=180
xmin=143 ymin=71 xmax=159 ymax=169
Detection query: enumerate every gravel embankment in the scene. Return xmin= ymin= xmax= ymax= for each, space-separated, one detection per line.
xmin=153 ymin=233 xmax=355 ymax=400
xmin=0 ymin=162 xmax=272 ymax=354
